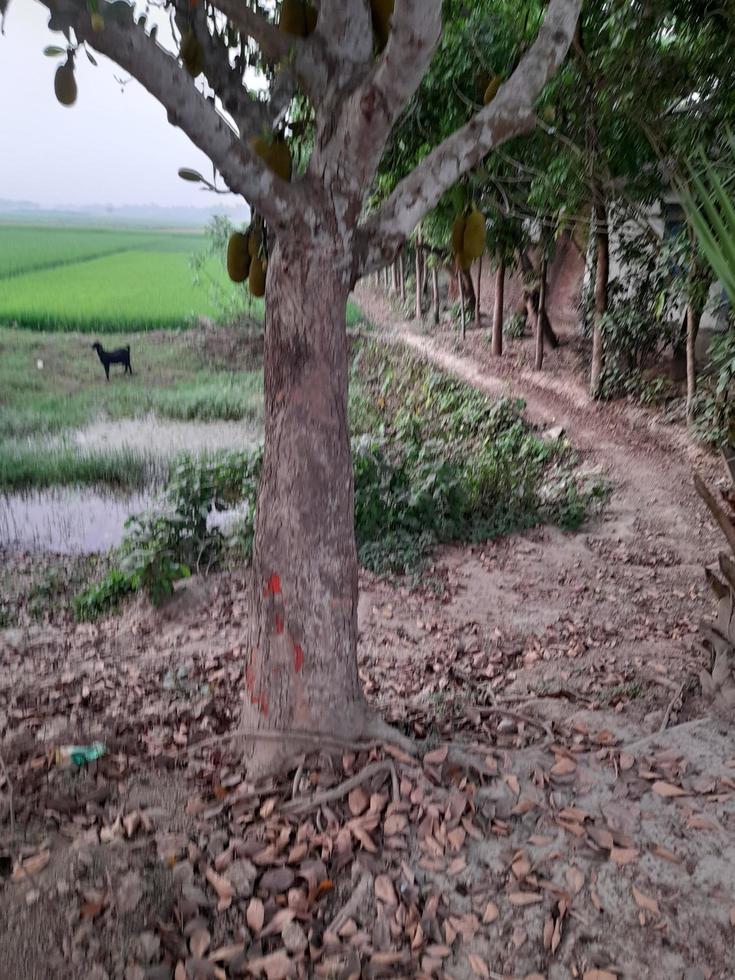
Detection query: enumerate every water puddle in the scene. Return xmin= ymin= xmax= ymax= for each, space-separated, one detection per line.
xmin=1 ymin=416 xmax=263 ymax=554
xmin=0 ymin=488 xmax=151 ymax=554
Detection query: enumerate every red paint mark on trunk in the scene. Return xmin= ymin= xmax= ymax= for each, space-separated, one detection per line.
xmin=274 ymin=612 xmax=285 ymax=635
xmin=293 ymin=643 xmax=304 ymax=674
xmin=245 ymin=664 xmax=255 ymax=695
xmin=264 ymin=573 xmax=281 ymax=597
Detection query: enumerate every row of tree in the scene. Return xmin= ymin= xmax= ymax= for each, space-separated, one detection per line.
xmin=370 ymin=0 xmax=735 ymax=417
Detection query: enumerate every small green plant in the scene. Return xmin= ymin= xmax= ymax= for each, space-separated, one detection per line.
xmin=503 ymin=312 xmax=527 ymax=338
xmin=74 ymin=569 xmax=136 ymax=620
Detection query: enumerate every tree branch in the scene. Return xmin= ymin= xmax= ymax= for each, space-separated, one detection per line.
xmin=40 ymin=0 xmax=305 ymax=232
xmin=339 ymin=0 xmax=442 ymax=184
xmin=356 ymin=0 xmax=582 ymax=274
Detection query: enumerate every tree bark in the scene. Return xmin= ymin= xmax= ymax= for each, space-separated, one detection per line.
xmin=415 ymin=242 xmax=423 ymax=320
xmin=686 ymin=300 xmax=703 ymax=418
xmin=432 ymin=267 xmax=440 ymax=325
xmin=590 ymin=201 xmax=609 ymax=398
xmin=391 ymin=258 xmax=399 ymax=294
xmin=520 ymin=251 xmax=558 ymax=349
xmin=535 ymin=258 xmax=548 ymax=371
xmin=399 ymin=251 xmax=406 ymax=303
xmin=244 ymin=242 xmax=365 ymax=772
xmin=492 ymin=256 xmax=505 ymax=357
xmin=475 ymin=258 xmax=482 ymax=330
xmin=458 ymin=266 xmax=466 ymax=339
xmin=671 ymin=311 xmax=687 ymax=383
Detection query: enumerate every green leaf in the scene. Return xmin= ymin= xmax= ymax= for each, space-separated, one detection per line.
xmin=43 ymin=45 xmax=67 ymax=56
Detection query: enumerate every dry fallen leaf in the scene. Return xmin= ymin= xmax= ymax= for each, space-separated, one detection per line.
xmin=374 ymin=874 xmax=398 ymax=907
xmin=482 ymin=901 xmax=499 ymax=924
xmin=610 ymin=847 xmax=639 ymax=866
xmin=632 ymin=886 xmax=659 ymax=916
xmin=205 ymin=867 xmax=235 ymax=910
xmin=246 ymin=949 xmax=293 ymax=980
xmin=424 ymin=746 xmax=449 ymax=768
xmin=583 ymin=971 xmax=618 ymax=980
xmin=652 ymin=780 xmax=687 ymax=799
xmin=247 ymin=897 xmax=265 ymax=934
xmin=565 ymin=866 xmax=585 ymax=896
xmin=509 ymin=892 xmax=543 ymax=907
xmin=12 ymin=850 xmax=50 ymax=881
xmin=190 ymin=927 xmax=210 ymax=959
xmin=550 ymin=756 xmax=577 ymax=777
xmin=467 ymin=953 xmax=490 ymax=978
xmin=348 ymin=786 xmax=368 ymax=816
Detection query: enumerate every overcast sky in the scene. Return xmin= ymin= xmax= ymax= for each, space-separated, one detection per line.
xmin=0 ymin=0 xmax=242 ymax=208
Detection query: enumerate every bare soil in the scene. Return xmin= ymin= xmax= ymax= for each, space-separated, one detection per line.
xmin=1 ymin=288 xmax=734 ymax=980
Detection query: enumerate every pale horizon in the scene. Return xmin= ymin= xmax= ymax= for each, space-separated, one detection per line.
xmin=0 ymin=0 xmax=245 ymax=210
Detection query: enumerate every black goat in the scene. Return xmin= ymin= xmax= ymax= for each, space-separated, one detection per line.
xmin=91 ymin=342 xmax=132 ymax=381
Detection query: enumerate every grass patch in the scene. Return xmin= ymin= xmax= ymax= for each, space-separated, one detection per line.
xmin=0 ymin=327 xmax=264 ymax=448
xmin=0 ymin=441 xmax=162 ymax=492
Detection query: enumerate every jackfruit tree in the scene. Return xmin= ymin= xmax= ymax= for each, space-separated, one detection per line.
xmin=22 ymin=0 xmax=581 ymax=770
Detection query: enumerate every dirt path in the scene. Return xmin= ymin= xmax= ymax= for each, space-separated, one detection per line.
xmin=354 ymin=283 xmax=724 ymax=729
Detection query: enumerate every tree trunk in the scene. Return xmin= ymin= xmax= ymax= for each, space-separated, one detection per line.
xmin=244 ymin=242 xmax=365 ymax=772
xmin=686 ymin=300 xmax=703 ymax=418
xmin=399 ymin=251 xmax=406 ymax=303
xmin=458 ymin=266 xmax=466 ymax=339
xmin=459 ymin=265 xmax=476 ymax=320
xmin=590 ymin=201 xmax=608 ymax=398
xmin=671 ymin=310 xmax=687 ymax=382
xmin=492 ymin=256 xmax=505 ymax=357
xmin=520 ymin=251 xmax=558 ymax=349
xmin=432 ymin=267 xmax=440 ymax=326
xmin=415 ymin=243 xmax=423 ymax=320
xmin=535 ymin=258 xmax=547 ymax=371
xmin=475 ymin=258 xmax=482 ymax=329
xmin=391 ymin=259 xmax=399 ymax=294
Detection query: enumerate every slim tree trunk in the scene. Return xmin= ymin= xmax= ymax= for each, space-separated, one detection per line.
xmin=415 ymin=243 xmax=423 ymax=320
xmin=492 ymin=256 xmax=505 ymax=357
xmin=475 ymin=257 xmax=482 ymax=329
xmin=686 ymin=301 xmax=703 ymax=418
xmin=671 ymin=310 xmax=687 ymax=382
xmin=245 ymin=242 xmax=365 ymax=772
xmin=431 ymin=267 xmax=440 ymax=326
xmin=535 ymin=258 xmax=548 ymax=371
xmin=590 ymin=201 xmax=609 ymax=398
xmin=458 ymin=265 xmax=466 ymax=339
xmin=520 ymin=250 xmax=558 ymax=349
xmin=391 ymin=259 xmax=399 ymax=294
xmin=399 ymin=251 xmax=406 ymax=303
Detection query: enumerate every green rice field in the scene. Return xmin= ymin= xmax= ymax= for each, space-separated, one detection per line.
xmin=0 ymin=223 xmax=260 ymax=332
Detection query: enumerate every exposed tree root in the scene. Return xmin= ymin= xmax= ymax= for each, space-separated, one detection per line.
xmin=325 ymin=870 xmax=374 ymax=939
xmin=476 ymin=705 xmax=554 ymax=744
xmin=0 ymin=749 xmax=14 ymax=844
xmin=281 ymin=760 xmax=398 ymax=815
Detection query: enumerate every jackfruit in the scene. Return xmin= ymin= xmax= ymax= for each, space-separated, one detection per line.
xmin=252 ymin=136 xmax=292 ymax=182
xmin=370 ymin=0 xmax=394 ymax=50
xmin=227 ymin=232 xmax=251 ymax=283
xmin=463 ymin=208 xmax=486 ymax=262
xmin=54 ymin=58 xmax=77 ymax=107
xmin=483 ymin=74 xmax=502 ymax=105
xmin=279 ymin=0 xmax=307 ymax=36
xmin=180 ymin=29 xmax=204 ymax=78
xmin=249 ymin=255 xmax=267 ymax=297
xmin=304 ymin=4 xmax=318 ymax=35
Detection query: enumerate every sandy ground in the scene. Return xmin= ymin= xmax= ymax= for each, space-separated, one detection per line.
xmin=0 ymin=288 xmax=734 ymax=980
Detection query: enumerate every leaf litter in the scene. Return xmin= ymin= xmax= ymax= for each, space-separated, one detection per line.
xmin=0 ymin=558 xmax=734 ymax=978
